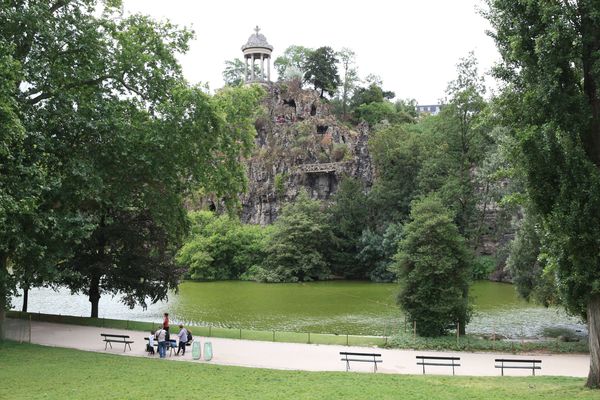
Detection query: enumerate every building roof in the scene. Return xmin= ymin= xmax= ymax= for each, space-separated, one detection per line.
xmin=241 ymin=26 xmax=273 ymax=51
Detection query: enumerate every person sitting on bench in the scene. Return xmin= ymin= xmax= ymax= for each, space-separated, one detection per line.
xmin=176 ymin=324 xmax=188 ymax=356
xmin=146 ymin=330 xmax=155 ymax=355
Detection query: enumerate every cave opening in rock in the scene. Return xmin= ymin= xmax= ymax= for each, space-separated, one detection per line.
xmin=283 ymin=99 xmax=296 ymax=111
xmin=208 ymin=201 xmax=216 ymax=212
xmin=310 ymin=104 xmax=317 ymax=116
xmin=316 ymin=125 xmax=328 ymax=134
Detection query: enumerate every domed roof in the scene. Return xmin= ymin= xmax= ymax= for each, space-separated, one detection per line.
xmin=241 ymin=26 xmax=273 ymax=51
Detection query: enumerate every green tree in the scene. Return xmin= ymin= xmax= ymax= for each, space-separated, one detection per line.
xmin=368 ymin=123 xmax=425 ymax=225
xmin=506 ymin=213 xmax=558 ymax=306
xmin=357 ymin=223 xmax=402 ymax=282
xmin=303 ymin=46 xmax=341 ymax=98
xmin=337 ymin=48 xmax=359 ymax=118
xmin=327 ymin=177 xmax=369 ymax=278
xmin=223 ymin=58 xmax=261 ymax=86
xmin=274 ymin=45 xmax=313 ymax=81
xmin=176 ymin=211 xmax=269 ymax=280
xmin=0 ymin=41 xmax=28 ymax=336
xmin=262 ymin=190 xmax=333 ymax=282
xmin=417 ymin=53 xmax=490 ymax=245
xmin=485 ymin=0 xmax=600 ymax=386
xmin=394 ymin=196 xmax=472 ymax=337
xmin=0 ymin=1 xmax=264 ymax=319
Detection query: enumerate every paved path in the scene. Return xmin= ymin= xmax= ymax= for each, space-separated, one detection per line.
xmin=4 ymin=318 xmax=590 ymax=377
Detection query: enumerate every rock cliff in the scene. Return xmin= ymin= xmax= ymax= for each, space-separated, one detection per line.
xmin=241 ymin=81 xmax=373 ymax=225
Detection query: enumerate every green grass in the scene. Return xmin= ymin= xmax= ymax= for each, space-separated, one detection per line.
xmin=0 ymin=342 xmax=596 ymax=400
xmin=389 ymin=331 xmax=588 ymax=353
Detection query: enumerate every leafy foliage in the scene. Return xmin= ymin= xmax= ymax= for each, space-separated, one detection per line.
xmin=177 ymin=211 xmax=270 ymax=281
xmin=394 ymin=196 xmax=472 ymax=336
xmin=274 ymin=45 xmax=313 ymax=81
xmin=485 ymin=1 xmax=600 ymax=386
xmin=261 ymin=191 xmax=333 ymax=282
xmin=303 ymin=46 xmax=341 ymax=98
xmin=0 ymin=1 xmax=264 ymax=318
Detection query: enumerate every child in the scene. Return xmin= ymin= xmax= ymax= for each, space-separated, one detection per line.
xmin=146 ymin=330 xmax=155 ymax=355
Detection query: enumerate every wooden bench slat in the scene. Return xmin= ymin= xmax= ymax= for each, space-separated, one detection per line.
xmin=495 ymin=366 xmax=541 ymax=369
xmin=417 ymin=362 xmax=461 ymax=367
xmin=416 ymin=355 xmax=460 ymax=375
xmin=100 ymin=333 xmax=133 ymax=352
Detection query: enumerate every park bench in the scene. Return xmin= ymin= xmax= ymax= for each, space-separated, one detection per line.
xmin=100 ymin=333 xmax=133 ymax=352
xmin=416 ymin=355 xmax=461 ymax=375
xmin=340 ymin=351 xmax=382 ymax=373
xmin=495 ymin=358 xmax=542 ymax=376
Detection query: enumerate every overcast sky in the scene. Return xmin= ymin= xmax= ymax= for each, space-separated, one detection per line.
xmin=123 ymin=0 xmax=499 ymax=105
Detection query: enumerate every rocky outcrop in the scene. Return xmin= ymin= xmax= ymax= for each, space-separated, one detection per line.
xmin=241 ymin=80 xmax=373 ymax=225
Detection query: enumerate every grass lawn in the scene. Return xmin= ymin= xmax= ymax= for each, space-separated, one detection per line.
xmin=0 ymin=342 xmax=596 ymax=400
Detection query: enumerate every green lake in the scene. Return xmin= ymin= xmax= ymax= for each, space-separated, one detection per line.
xmin=12 ymin=280 xmax=585 ymax=338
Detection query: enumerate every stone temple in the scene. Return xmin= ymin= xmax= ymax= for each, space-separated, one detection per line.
xmin=242 ymin=26 xmax=273 ymax=83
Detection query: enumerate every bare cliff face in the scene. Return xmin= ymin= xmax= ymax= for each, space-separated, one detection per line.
xmin=241 ymin=80 xmax=373 ymax=225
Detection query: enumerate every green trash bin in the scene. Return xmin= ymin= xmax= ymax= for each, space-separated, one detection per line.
xmin=203 ymin=341 xmax=213 ymax=361
xmin=191 ymin=340 xmax=201 ymax=360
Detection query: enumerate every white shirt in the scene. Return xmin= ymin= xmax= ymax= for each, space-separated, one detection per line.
xmin=155 ymin=329 xmax=166 ymax=342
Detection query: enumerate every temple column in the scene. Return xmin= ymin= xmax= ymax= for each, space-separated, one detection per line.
xmin=267 ymin=57 xmax=270 ymax=81
xmin=260 ymin=54 xmax=265 ymax=80
xmin=245 ymin=56 xmax=249 ymax=81
xmin=251 ymin=54 xmax=255 ymax=81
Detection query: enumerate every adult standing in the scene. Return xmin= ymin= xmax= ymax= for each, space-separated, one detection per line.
xmin=155 ymin=326 xmax=167 ymax=358
xmin=163 ymin=313 xmax=170 ymax=341
xmin=176 ymin=324 xmax=188 ymax=356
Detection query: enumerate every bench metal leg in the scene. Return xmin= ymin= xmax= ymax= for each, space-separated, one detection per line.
xmin=422 ymin=363 xmax=426 ymax=375
xmin=346 ymin=358 xmax=350 ymax=372
xmin=452 ymin=363 xmax=455 ymax=376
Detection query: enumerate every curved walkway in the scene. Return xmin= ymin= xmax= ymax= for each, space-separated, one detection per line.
xmin=4 ymin=318 xmax=590 ymax=377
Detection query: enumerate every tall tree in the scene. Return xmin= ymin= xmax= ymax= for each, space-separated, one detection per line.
xmin=263 ymin=190 xmax=333 ymax=282
xmin=303 ymin=46 xmax=341 ymax=98
xmin=486 ymin=0 xmax=600 ymax=387
xmin=0 ymin=41 xmax=29 ymax=337
xmin=418 ymin=53 xmax=490 ymax=246
xmin=394 ymin=195 xmax=472 ymax=337
xmin=337 ymin=48 xmax=359 ymax=118
xmin=0 ymin=1 xmax=264 ymax=319
xmin=327 ymin=177 xmax=369 ymax=278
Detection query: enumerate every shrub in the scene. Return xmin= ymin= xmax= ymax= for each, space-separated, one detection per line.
xmin=331 ymin=143 xmax=347 ymax=162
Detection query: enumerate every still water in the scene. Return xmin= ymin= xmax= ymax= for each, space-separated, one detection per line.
xmin=11 ymin=280 xmax=585 ymax=338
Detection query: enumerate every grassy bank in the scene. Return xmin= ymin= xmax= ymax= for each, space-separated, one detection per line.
xmin=0 ymin=342 xmax=596 ymax=400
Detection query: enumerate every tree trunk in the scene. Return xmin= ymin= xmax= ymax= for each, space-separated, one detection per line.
xmin=0 ymin=252 xmax=8 ymax=340
xmin=89 ymin=274 xmax=100 ymax=318
xmin=21 ymin=286 xmax=28 ymax=313
xmin=0 ymin=291 xmax=5 ymax=341
xmin=586 ymin=294 xmax=600 ymax=388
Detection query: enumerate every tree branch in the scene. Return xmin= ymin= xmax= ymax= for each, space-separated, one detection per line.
xmin=26 ymin=75 xmax=111 ymax=105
